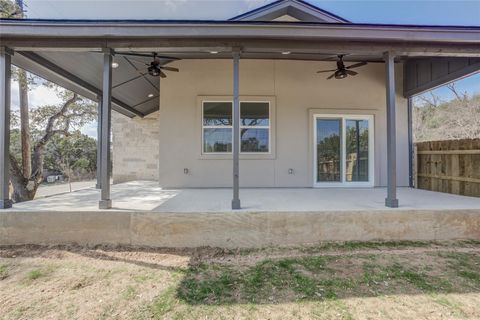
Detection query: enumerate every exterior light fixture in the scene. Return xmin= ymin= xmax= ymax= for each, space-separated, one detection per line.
xmin=209 ymin=51 xmax=219 ymax=54
xmin=281 ymin=51 xmax=291 ymax=55
xmin=148 ymin=65 xmax=161 ymax=77
xmin=111 ymin=62 xmax=119 ymax=68
xmin=147 ymin=93 xmax=154 ymax=98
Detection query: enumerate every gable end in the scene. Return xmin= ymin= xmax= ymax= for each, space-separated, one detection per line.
xmin=230 ymin=0 xmax=349 ymax=23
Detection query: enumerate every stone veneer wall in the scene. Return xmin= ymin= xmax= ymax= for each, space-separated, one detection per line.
xmin=112 ymin=111 xmax=159 ymax=183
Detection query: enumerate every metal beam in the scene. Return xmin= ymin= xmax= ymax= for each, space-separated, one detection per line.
xmin=99 ymin=49 xmax=113 ymax=209
xmin=232 ymin=49 xmax=241 ymax=210
xmin=384 ymin=51 xmax=399 ymax=208
xmin=0 ymin=47 xmax=13 ymax=209
xmin=17 ymin=51 xmax=144 ymax=118
xmin=96 ymin=97 xmax=102 ymax=189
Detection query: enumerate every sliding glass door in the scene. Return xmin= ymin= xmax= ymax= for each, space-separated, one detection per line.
xmin=314 ymin=114 xmax=374 ymax=187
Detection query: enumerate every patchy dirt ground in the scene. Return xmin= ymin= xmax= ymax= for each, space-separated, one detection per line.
xmin=0 ymin=241 xmax=479 ymax=320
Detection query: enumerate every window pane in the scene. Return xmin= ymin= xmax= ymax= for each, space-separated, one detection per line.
xmin=204 ymin=128 xmax=232 ymax=153
xmin=316 ymin=119 xmax=341 ymax=182
xmin=346 ymin=119 xmax=369 ymax=182
xmin=203 ymin=102 xmax=232 ymax=126
xmin=240 ymin=102 xmax=269 ymax=126
xmin=241 ymin=128 xmax=269 ymax=152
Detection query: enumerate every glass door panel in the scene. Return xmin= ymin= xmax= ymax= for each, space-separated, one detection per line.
xmin=345 ymin=119 xmax=369 ymax=182
xmin=316 ymin=119 xmax=341 ymax=182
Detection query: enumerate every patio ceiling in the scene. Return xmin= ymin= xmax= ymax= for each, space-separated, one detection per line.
xmin=2 ymin=19 xmax=480 ymax=117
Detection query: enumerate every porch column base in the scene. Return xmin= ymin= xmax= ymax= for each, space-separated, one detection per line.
xmin=232 ymin=199 xmax=241 ymax=210
xmin=385 ymin=198 xmax=399 ymax=208
xmin=0 ymin=199 xmax=12 ymax=209
xmin=99 ymin=199 xmax=112 ymax=209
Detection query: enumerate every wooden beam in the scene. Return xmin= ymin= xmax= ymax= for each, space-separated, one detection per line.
xmin=418 ymin=173 xmax=480 ymax=184
xmin=417 ymin=150 xmax=480 ymax=155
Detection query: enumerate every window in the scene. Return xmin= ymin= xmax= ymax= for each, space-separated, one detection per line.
xmin=240 ymin=102 xmax=270 ymax=153
xmin=202 ymin=101 xmax=270 ymax=154
xmin=314 ymin=114 xmax=374 ymax=186
xmin=203 ymin=102 xmax=232 ymax=153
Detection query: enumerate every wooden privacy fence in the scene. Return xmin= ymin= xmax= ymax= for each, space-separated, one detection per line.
xmin=415 ymin=139 xmax=480 ymax=197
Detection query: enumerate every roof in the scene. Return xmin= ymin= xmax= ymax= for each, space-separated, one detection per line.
xmin=229 ymin=0 xmax=349 ymax=23
xmin=1 ymin=1 xmax=479 ymax=117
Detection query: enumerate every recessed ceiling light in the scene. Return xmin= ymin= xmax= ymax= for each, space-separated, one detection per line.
xmin=111 ymin=62 xmax=119 ymax=68
xmin=209 ymin=51 xmax=219 ymax=54
xmin=147 ymin=93 xmax=155 ymax=98
xmin=281 ymin=51 xmax=291 ymax=55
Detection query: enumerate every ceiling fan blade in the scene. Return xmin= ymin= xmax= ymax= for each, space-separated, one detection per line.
xmin=345 ymin=70 xmax=358 ymax=76
xmin=160 ymin=66 xmax=179 ymax=72
xmin=159 ymin=70 xmax=167 ymax=78
xmin=317 ymin=69 xmax=337 ymax=73
xmin=327 ymin=73 xmax=336 ymax=80
xmin=346 ymin=62 xmax=367 ymax=69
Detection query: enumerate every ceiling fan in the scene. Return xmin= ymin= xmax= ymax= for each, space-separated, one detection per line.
xmin=117 ymin=52 xmax=180 ymax=78
xmin=316 ymin=55 xmax=367 ymax=80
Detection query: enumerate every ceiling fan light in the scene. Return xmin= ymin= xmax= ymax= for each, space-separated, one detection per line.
xmin=148 ymin=65 xmax=161 ymax=77
xmin=209 ymin=51 xmax=219 ymax=54
xmin=281 ymin=51 xmax=291 ymax=55
xmin=147 ymin=93 xmax=155 ymax=98
xmin=335 ymin=69 xmax=348 ymax=79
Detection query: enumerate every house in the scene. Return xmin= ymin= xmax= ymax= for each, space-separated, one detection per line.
xmin=1 ymin=0 xmax=479 ymax=212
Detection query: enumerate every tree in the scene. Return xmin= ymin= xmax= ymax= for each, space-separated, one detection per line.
xmin=1 ymin=0 xmax=33 ymax=180
xmin=413 ymin=83 xmax=480 ymax=142
xmin=0 ymin=0 xmax=21 ymax=18
xmin=44 ymin=132 xmax=97 ymax=182
xmin=9 ymin=88 xmax=97 ymax=202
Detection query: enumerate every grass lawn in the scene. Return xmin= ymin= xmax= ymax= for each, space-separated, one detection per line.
xmin=1 ymin=240 xmax=479 ymax=319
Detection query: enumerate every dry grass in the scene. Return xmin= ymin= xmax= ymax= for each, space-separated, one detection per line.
xmin=0 ymin=241 xmax=479 ymax=319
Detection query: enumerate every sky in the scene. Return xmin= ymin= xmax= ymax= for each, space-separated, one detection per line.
xmin=11 ymin=0 xmax=480 ymax=137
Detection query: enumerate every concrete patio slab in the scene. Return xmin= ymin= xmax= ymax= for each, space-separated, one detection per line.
xmin=1 ymin=181 xmax=479 ymax=248
xmin=5 ymin=180 xmax=480 ymax=213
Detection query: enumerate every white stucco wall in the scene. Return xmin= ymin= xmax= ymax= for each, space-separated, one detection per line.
xmin=113 ymin=59 xmax=409 ymax=188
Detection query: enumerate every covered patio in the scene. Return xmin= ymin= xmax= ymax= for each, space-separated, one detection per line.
xmin=7 ymin=180 xmax=480 ymax=213
xmin=1 ymin=18 xmax=479 ymax=212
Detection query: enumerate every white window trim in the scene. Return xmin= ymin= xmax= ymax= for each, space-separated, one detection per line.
xmin=313 ymin=113 xmax=375 ymax=188
xmin=198 ymin=96 xmax=276 ymax=160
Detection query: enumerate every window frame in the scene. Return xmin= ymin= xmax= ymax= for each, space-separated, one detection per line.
xmin=198 ymin=96 xmax=276 ymax=160
xmin=313 ymin=113 xmax=374 ymax=188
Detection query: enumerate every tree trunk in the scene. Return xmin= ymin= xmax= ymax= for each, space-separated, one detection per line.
xmin=18 ymin=69 xmax=32 ymax=179
xmin=9 ymin=155 xmax=38 ymax=202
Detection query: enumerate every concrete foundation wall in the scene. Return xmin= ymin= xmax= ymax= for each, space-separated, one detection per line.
xmin=112 ymin=112 xmax=160 ymax=183
xmin=1 ymin=209 xmax=479 ymax=248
